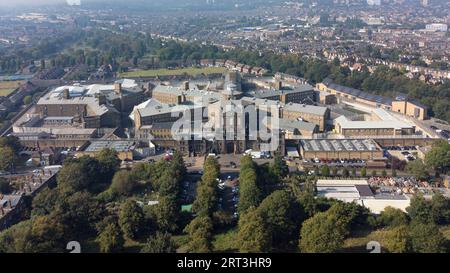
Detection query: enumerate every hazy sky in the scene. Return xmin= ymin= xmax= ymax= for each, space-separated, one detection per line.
xmin=0 ymin=0 xmax=85 ymax=7
xmin=0 ymin=0 xmax=67 ymax=6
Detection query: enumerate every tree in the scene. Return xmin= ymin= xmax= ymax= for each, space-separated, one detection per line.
xmin=192 ymin=156 xmax=220 ymax=216
xmin=237 ymin=207 xmax=271 ymax=253
xmin=238 ymin=156 xmax=262 ymax=214
xmin=52 ymin=191 xmax=103 ymax=238
xmin=270 ymin=154 xmax=289 ymax=179
xmin=258 ymin=190 xmax=304 ymax=248
xmin=0 ymin=220 xmax=33 ymax=253
xmin=184 ymin=216 xmax=213 ymax=253
xmin=118 ymin=200 xmax=145 ymax=240
xmin=384 ymin=225 xmax=410 ymax=253
xmin=110 ymin=171 xmax=137 ymax=196
xmin=360 ymin=167 xmax=367 ymax=177
xmin=97 ymin=148 xmax=121 ymax=182
xmin=56 ymin=157 xmax=103 ymax=194
xmin=320 ymin=165 xmax=330 ymax=177
xmin=424 ymin=140 xmax=450 ymax=174
xmin=155 ymin=196 xmax=179 ymax=232
xmin=299 ymin=209 xmax=348 ymax=253
xmin=0 ymin=136 xmax=21 ymax=153
xmin=327 ymin=202 xmax=371 ymax=233
xmin=28 ymin=215 xmax=66 ymax=253
xmin=406 ymin=194 xmax=433 ymax=224
xmin=140 ymin=232 xmax=176 ymax=253
xmin=23 ymin=95 xmax=32 ymax=105
xmin=0 ymin=146 xmax=15 ymax=172
xmin=158 ymin=170 xmax=180 ymax=201
xmin=293 ymin=176 xmax=318 ymax=218
xmin=405 ymin=159 xmax=429 ymax=180
xmin=381 ymin=169 xmax=387 ymax=177
xmin=409 ymin=223 xmax=446 ymax=253
xmin=378 ymin=207 xmax=409 ymax=227
xmin=96 ymin=222 xmax=124 ymax=253
xmin=371 ymin=170 xmax=377 ymax=177
xmin=430 ymin=192 xmax=450 ymax=225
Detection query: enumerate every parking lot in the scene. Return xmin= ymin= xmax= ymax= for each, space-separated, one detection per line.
xmin=301 ymin=158 xmax=366 ymax=168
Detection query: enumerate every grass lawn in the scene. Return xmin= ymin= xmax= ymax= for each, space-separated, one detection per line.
xmin=341 ymin=229 xmax=390 ymax=253
xmin=0 ymin=89 xmax=15 ymax=96
xmin=212 ymin=228 xmax=238 ymax=253
xmin=120 ymin=67 xmax=227 ymax=78
xmin=173 ymin=234 xmax=190 ymax=253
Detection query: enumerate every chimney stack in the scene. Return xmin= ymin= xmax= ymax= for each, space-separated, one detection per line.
xmin=62 ymin=88 xmax=70 ymax=99
xmin=96 ymin=93 xmax=107 ymax=105
xmin=114 ymin=82 xmax=122 ymax=95
xmin=276 ymin=80 xmax=282 ymax=90
xmin=183 ymin=81 xmax=190 ymax=91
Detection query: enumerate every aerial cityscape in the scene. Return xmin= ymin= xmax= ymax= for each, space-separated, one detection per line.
xmin=0 ymin=0 xmax=449 ymax=258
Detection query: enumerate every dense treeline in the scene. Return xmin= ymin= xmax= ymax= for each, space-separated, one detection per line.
xmin=0 ymin=150 xmax=449 ymax=253
xmin=0 ymin=150 xmax=187 ymax=253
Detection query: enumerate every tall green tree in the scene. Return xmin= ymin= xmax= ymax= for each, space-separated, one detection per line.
xmin=405 ymin=159 xmax=430 ymax=181
xmin=320 ymin=165 xmax=330 ymax=177
xmin=238 ymin=156 xmax=262 ymax=214
xmin=270 ymin=154 xmax=289 ymax=179
xmin=237 ymin=207 xmax=271 ymax=253
xmin=118 ymin=200 xmax=145 ymax=240
xmin=0 ymin=146 xmax=16 ymax=173
xmin=299 ymin=209 xmax=348 ymax=253
xmin=384 ymin=225 xmax=410 ymax=253
xmin=425 ymin=140 xmax=450 ymax=175
xmin=184 ymin=216 xmax=213 ymax=253
xmin=97 ymin=148 xmax=121 ymax=182
xmin=110 ymin=170 xmax=137 ymax=196
xmin=192 ymin=156 xmax=220 ymax=216
xmin=378 ymin=207 xmax=409 ymax=227
xmin=155 ymin=196 xmax=179 ymax=232
xmin=406 ymin=194 xmax=433 ymax=224
xmin=409 ymin=223 xmax=446 ymax=253
xmin=258 ymin=190 xmax=304 ymax=248
xmin=96 ymin=221 xmax=124 ymax=253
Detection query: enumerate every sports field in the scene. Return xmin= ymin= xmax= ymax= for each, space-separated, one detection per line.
xmin=0 ymin=80 xmax=23 ymax=96
xmin=120 ymin=67 xmax=227 ymax=78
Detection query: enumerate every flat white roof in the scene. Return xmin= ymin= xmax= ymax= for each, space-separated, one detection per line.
xmin=335 ymin=115 xmax=414 ymax=130
xmin=317 ymin=179 xmax=369 ymax=186
xmin=360 ymin=198 xmax=411 ymax=214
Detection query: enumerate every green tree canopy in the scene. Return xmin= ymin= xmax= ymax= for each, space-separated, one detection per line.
xmin=110 ymin=170 xmax=137 ymax=196
xmin=183 ymin=216 xmax=214 ymax=253
xmin=96 ymin=221 xmax=124 ymax=253
xmin=118 ymin=199 xmax=145 ymax=240
xmin=299 ymin=208 xmax=348 ymax=253
xmin=258 ymin=190 xmax=304 ymax=248
xmin=384 ymin=225 xmax=410 ymax=253
xmin=238 ymin=156 xmax=262 ymax=214
xmin=425 ymin=140 xmax=450 ymax=174
xmin=409 ymin=222 xmax=446 ymax=253
xmin=140 ymin=232 xmax=176 ymax=253
xmin=237 ymin=207 xmax=271 ymax=253
xmin=378 ymin=207 xmax=409 ymax=227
